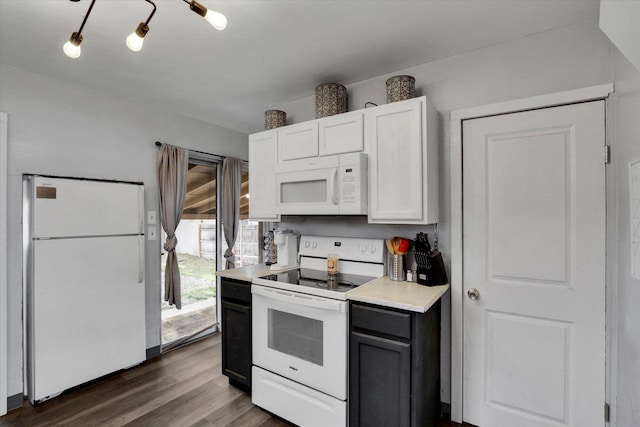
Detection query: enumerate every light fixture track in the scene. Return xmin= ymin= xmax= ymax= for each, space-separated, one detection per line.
xmin=142 ymin=0 xmax=157 ymax=26
xmin=75 ymin=0 xmax=96 ymax=36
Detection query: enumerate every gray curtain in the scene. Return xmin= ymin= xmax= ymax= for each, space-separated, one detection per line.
xmin=157 ymin=144 xmax=189 ymax=309
xmin=222 ymin=157 xmax=242 ymax=269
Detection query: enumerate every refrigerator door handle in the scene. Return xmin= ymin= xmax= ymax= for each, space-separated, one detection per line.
xmin=137 ymin=186 xmax=144 ymax=235
xmin=138 ymin=235 xmax=144 ymax=284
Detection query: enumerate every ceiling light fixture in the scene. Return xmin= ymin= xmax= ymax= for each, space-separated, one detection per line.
xmin=126 ymin=0 xmax=157 ymax=52
xmin=63 ymin=0 xmax=227 ymax=58
xmin=183 ymin=0 xmax=227 ymax=31
xmin=63 ymin=0 xmax=96 ymax=59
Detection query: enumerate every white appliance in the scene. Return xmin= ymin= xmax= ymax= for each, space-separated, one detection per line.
xmin=252 ymin=235 xmax=385 ymax=427
xmin=23 ymin=176 xmax=146 ymax=404
xmin=274 ymin=152 xmax=367 ymax=215
xmin=270 ymin=230 xmax=298 ymax=271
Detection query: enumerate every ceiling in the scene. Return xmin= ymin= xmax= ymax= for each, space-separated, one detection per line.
xmin=183 ymin=163 xmax=249 ymax=220
xmin=0 ymin=0 xmax=600 ymax=134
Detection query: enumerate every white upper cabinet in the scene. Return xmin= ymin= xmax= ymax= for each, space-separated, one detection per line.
xmin=249 ymin=130 xmax=280 ymax=221
xmin=278 ymin=121 xmax=319 ymax=161
xmin=277 ymin=111 xmax=364 ymax=162
xmin=366 ymin=96 xmax=439 ymax=224
xmin=319 ymin=111 xmax=364 ymax=156
xmin=248 ymin=96 xmax=439 ymax=223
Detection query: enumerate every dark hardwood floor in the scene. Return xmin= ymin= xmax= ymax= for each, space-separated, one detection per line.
xmin=0 ymin=333 xmax=468 ymax=426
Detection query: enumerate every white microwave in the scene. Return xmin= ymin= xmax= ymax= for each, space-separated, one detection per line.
xmin=274 ymin=152 xmax=367 ymax=215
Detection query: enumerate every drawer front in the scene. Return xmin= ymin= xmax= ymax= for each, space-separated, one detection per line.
xmin=351 ymin=303 xmax=411 ymax=340
xmin=220 ymin=278 xmax=251 ymax=304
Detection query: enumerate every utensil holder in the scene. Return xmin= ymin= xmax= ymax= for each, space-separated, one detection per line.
xmin=389 ymin=254 xmax=406 ymax=281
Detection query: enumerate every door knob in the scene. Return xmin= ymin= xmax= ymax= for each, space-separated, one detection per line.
xmin=467 ymin=288 xmax=480 ymax=300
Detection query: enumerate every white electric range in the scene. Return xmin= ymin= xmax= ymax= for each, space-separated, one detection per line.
xmin=251 ymin=235 xmax=385 ymax=427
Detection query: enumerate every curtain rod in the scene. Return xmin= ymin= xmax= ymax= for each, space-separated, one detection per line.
xmin=155 ymin=141 xmax=239 ymax=164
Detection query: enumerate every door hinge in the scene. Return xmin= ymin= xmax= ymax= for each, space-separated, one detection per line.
xmin=604 ymin=145 xmax=611 ymax=164
xmin=604 ymin=402 xmax=610 ymax=422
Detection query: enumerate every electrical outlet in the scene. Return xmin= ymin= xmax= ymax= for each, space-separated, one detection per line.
xmin=147 ymin=210 xmax=157 ymax=225
xmin=148 ymin=226 xmax=157 ymax=241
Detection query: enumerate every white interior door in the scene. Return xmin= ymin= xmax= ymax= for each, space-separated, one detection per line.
xmin=462 ymin=101 xmax=606 ymax=427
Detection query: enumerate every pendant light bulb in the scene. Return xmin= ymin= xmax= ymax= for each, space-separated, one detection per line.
xmin=188 ymin=1 xmax=227 ymax=30
xmin=204 ymin=9 xmax=227 ymax=31
xmin=63 ymin=32 xmax=82 ymax=59
xmin=126 ymin=32 xmax=144 ymax=51
xmin=126 ymin=23 xmax=149 ymax=52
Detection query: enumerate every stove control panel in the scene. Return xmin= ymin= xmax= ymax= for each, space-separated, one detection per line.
xmin=299 ymin=235 xmax=385 ymax=264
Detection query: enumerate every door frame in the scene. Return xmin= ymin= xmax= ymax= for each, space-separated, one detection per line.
xmin=449 ymin=84 xmax=615 ymax=423
xmin=1 ymin=112 xmax=8 ymax=416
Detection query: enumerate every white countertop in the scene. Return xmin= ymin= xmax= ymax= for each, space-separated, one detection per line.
xmin=346 ymin=277 xmax=449 ymax=313
xmin=218 ymin=266 xmax=448 ymax=312
xmin=216 ymin=263 xmax=298 ymax=282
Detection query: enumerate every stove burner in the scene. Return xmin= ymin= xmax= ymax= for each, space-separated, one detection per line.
xmin=258 ymin=268 xmax=374 ymax=294
xmin=299 ymin=275 xmax=354 ymax=291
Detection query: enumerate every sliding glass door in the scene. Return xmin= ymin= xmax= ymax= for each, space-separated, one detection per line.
xmin=161 ymin=158 xmax=257 ymax=348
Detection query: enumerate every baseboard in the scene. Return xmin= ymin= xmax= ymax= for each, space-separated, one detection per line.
xmin=441 ymin=401 xmax=451 ymax=417
xmin=7 ymin=393 xmax=23 ymax=412
xmin=146 ymin=345 xmax=161 ymax=360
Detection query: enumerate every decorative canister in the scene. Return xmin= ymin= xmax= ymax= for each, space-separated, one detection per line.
xmin=264 ymin=230 xmax=277 ymax=265
xmin=315 ymin=83 xmax=347 ymax=118
xmin=385 ymin=75 xmax=415 ymax=103
xmin=265 ymin=110 xmax=286 ymax=130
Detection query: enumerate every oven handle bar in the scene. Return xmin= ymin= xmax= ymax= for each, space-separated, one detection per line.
xmin=252 ymin=285 xmax=345 ymax=313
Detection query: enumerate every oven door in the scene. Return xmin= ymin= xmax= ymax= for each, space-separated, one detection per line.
xmin=251 ymin=284 xmax=347 ymax=400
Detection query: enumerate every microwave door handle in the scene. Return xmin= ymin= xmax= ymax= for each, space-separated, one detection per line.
xmin=329 ymin=168 xmax=338 ymax=205
xmin=252 ymin=285 xmax=345 ymax=312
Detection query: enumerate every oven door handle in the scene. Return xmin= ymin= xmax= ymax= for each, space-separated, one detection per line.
xmin=252 ymin=285 xmax=345 ymax=313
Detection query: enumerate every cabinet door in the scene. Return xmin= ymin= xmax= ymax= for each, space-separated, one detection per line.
xmin=278 ymin=121 xmax=319 ymax=161
xmin=221 ymin=300 xmax=252 ymax=390
xmin=319 ymin=111 xmax=364 ymax=156
xmin=367 ymin=99 xmax=424 ymax=222
xmin=349 ymin=331 xmax=411 ymax=427
xmin=248 ymin=130 xmax=280 ymax=221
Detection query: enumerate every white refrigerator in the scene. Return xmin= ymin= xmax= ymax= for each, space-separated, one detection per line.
xmin=24 ymin=176 xmax=146 ymax=404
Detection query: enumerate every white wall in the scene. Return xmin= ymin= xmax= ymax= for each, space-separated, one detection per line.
xmin=0 ymin=64 xmax=248 ymax=399
xmin=274 ymin=19 xmax=614 ymax=406
xmin=599 ymin=0 xmax=640 ymax=73
xmin=609 ymin=45 xmax=640 ymax=427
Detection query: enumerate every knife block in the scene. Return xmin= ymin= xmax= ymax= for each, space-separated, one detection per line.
xmin=414 ymin=251 xmax=448 ymax=286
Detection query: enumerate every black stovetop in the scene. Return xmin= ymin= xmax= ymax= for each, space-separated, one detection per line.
xmin=258 ymin=268 xmax=375 ymax=293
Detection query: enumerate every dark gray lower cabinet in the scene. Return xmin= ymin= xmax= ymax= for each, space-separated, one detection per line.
xmin=349 ymin=300 xmax=441 ymax=427
xmin=220 ymin=278 xmax=252 ymax=391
